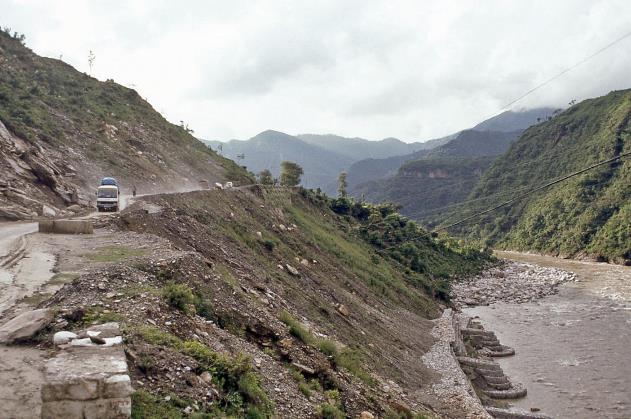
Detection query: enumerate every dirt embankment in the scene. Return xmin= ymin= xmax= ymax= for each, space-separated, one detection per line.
xmin=4 ymin=186 xmax=498 ymax=418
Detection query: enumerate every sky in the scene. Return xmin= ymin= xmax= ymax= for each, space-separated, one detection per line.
xmin=2 ymin=0 xmax=631 ymax=142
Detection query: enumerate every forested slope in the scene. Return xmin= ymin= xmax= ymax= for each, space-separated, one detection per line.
xmin=450 ymin=89 xmax=631 ymax=263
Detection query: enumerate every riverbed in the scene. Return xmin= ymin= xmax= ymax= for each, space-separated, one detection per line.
xmin=464 ymin=252 xmax=631 ymax=419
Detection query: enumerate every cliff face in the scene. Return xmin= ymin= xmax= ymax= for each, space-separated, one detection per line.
xmin=0 ymin=30 xmax=250 ymax=219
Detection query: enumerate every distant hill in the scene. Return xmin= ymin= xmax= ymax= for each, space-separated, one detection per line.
xmin=472 ymin=108 xmax=556 ymax=131
xmin=353 ymin=157 xmax=495 ymax=223
xmin=207 ymin=130 xmax=354 ymax=193
xmin=425 ymin=129 xmax=523 ymax=159
xmin=297 ymin=134 xmax=442 ymax=160
xmin=350 ymin=129 xmax=520 ymax=223
xmin=446 ymin=90 xmax=631 ymax=263
xmin=0 ymin=30 xmax=249 ymax=220
xmin=347 ymin=108 xmax=553 ymax=190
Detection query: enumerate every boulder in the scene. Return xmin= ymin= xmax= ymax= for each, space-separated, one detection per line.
xmin=0 ymin=308 xmax=54 ymax=344
xmin=337 ymin=304 xmax=350 ymax=317
xmin=42 ymin=204 xmax=57 ymax=217
xmin=53 ymin=331 xmax=78 ymax=345
xmin=285 ymin=264 xmax=299 ymax=276
xmin=359 ymin=412 xmax=375 ymax=419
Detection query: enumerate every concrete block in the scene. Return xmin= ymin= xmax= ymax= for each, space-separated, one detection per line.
xmin=41 ymin=397 xmax=132 ymax=419
xmin=38 ymin=220 xmax=93 ymax=234
xmin=42 ymin=378 xmax=99 ymax=401
xmin=84 ymin=397 xmax=132 ymax=419
xmin=38 ymin=220 xmax=54 ymax=233
xmin=41 ymin=399 xmax=85 ymax=419
xmin=102 ymin=375 xmax=133 ymax=399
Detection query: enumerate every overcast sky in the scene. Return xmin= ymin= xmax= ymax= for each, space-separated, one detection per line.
xmin=3 ymin=0 xmax=631 ymax=142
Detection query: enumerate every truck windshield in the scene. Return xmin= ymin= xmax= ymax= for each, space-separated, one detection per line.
xmin=98 ymin=189 xmax=118 ymax=198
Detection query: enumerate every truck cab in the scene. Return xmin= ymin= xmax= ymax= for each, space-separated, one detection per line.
xmin=96 ymin=184 xmax=119 ymax=212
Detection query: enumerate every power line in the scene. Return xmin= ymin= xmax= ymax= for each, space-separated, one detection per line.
xmin=477 ymin=29 xmax=631 ymax=123
xmin=433 ymin=150 xmax=631 ymax=232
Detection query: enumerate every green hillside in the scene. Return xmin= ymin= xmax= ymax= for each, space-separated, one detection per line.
xmin=449 ymin=89 xmax=631 ymax=263
xmin=353 ymin=157 xmax=495 ymax=225
xmin=0 ymin=29 xmax=250 ymax=218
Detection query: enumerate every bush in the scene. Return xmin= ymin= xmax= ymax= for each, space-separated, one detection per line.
xmin=317 ymin=339 xmax=339 ymax=357
xmin=162 ymin=282 xmax=195 ymax=313
xmin=317 ymin=403 xmax=345 ymax=419
xmin=261 ymin=239 xmax=276 ymax=251
xmin=279 ymin=311 xmax=315 ymax=345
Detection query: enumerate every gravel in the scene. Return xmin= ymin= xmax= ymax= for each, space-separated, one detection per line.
xmin=421 ymin=309 xmax=491 ymax=419
xmin=451 ymin=261 xmax=578 ymax=308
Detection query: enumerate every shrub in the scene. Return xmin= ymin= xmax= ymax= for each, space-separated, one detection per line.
xmin=317 ymin=403 xmax=345 ymax=419
xmin=261 ymin=239 xmax=276 ymax=251
xmin=279 ymin=311 xmax=315 ymax=345
xmin=317 ymin=339 xmax=339 ymax=357
xmin=162 ymin=282 xmax=195 ymax=313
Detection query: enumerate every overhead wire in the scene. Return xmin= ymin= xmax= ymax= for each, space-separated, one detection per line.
xmin=432 ymin=150 xmax=631 ymax=232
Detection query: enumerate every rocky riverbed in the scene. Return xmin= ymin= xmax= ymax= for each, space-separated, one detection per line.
xmin=451 ymin=261 xmax=578 ymax=308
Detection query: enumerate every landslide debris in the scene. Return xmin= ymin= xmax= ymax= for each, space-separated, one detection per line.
xmin=41 ymin=186 xmax=492 ymax=418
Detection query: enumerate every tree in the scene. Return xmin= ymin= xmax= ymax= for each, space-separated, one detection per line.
xmin=279 ymin=161 xmax=303 ymax=187
xmin=259 ymin=169 xmax=274 ymax=185
xmin=337 ymin=171 xmax=348 ymax=197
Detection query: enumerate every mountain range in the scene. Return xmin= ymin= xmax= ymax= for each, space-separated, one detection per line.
xmin=206 ymin=108 xmax=554 ymax=195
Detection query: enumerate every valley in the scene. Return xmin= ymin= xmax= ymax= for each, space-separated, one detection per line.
xmin=1 ymin=9 xmax=630 ymax=419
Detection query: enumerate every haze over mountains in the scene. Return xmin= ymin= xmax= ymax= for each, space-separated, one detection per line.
xmin=205 ymin=108 xmax=555 ymax=195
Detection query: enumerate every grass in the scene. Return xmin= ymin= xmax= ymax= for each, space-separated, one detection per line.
xmin=85 ymin=245 xmax=146 ymax=262
xmin=279 ymin=312 xmax=374 ymax=385
xmin=135 ymin=326 xmax=274 ymax=417
xmin=82 ymin=307 xmax=123 ymax=325
xmin=279 ymin=311 xmax=315 ymax=345
xmin=47 ymin=272 xmax=80 ymax=285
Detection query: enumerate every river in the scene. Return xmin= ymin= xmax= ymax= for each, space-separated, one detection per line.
xmin=464 ymin=252 xmax=631 ymax=419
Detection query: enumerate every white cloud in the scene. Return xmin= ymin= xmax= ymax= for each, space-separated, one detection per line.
xmin=2 ymin=0 xmax=631 ymax=141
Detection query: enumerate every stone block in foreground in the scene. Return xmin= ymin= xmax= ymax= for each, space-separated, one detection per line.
xmin=41 ymin=346 xmax=132 ymax=418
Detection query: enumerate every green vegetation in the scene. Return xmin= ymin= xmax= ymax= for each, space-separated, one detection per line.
xmin=353 ymin=156 xmax=495 ymax=227
xmin=318 ymin=191 xmax=492 ymax=300
xmin=258 ymin=169 xmax=274 ymax=185
xmin=449 ymin=89 xmax=631 ymax=263
xmin=279 ymin=311 xmax=373 ymax=384
xmin=85 ymin=245 xmax=146 ymax=263
xmin=280 ymin=161 xmax=304 ymax=186
xmin=162 ymin=282 xmax=195 ymax=313
xmin=82 ymin=307 xmax=123 ymax=325
xmin=136 ymin=326 xmax=274 ymax=417
xmin=0 ymin=29 xmax=253 ymax=188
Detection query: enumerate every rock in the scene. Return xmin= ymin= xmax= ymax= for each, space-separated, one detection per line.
xmin=199 ymin=371 xmax=212 ymax=384
xmin=291 ymin=362 xmax=315 ymax=375
xmin=300 ymin=258 xmax=309 ymax=266
xmin=0 ymin=308 xmax=54 ymax=343
xmin=531 ymin=407 xmax=541 ymax=412
xmin=285 ymin=264 xmax=299 ymax=276
xmin=53 ymin=331 xmax=78 ymax=345
xmin=97 ymin=282 xmax=107 ymax=291
xmin=256 ymin=231 xmax=262 ymax=238
xmin=337 ymin=304 xmax=350 ymax=317
xmin=359 ymin=412 xmax=375 ymax=419
xmin=66 ymin=204 xmax=82 ymax=213
xmin=42 ymin=204 xmax=57 ymax=217
xmin=89 ymin=335 xmax=107 ymax=345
